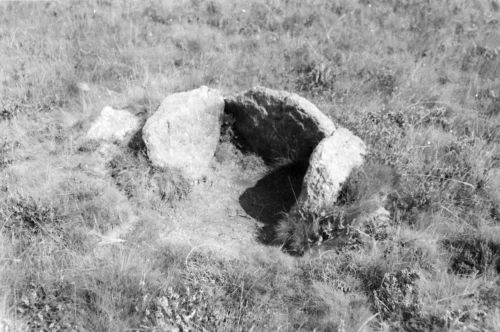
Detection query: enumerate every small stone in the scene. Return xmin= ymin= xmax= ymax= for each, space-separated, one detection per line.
xmin=87 ymin=106 xmax=140 ymax=143
xmin=77 ymin=82 xmax=90 ymax=92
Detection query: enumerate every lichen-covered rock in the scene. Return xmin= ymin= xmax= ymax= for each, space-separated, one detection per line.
xmin=224 ymin=86 xmax=335 ymax=163
xmin=296 ymin=128 xmax=366 ymax=214
xmin=87 ymin=106 xmax=140 ymax=143
xmin=142 ymin=86 xmax=224 ymax=180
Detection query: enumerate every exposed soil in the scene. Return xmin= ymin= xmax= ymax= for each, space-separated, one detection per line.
xmin=156 ymin=140 xmax=308 ymax=257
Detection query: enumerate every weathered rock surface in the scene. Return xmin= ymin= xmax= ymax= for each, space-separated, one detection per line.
xmin=296 ymin=128 xmax=366 ymax=214
xmin=87 ymin=106 xmax=140 ymax=143
xmin=142 ymin=86 xmax=224 ymax=179
xmin=225 ymin=87 xmax=335 ymax=163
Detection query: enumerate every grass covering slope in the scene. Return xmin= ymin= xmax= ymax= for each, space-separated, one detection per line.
xmin=1 ymin=0 xmax=500 ymax=330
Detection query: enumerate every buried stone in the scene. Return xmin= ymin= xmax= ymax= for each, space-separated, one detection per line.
xmin=87 ymin=106 xmax=140 ymax=143
xmin=85 ymin=106 xmax=141 ymax=174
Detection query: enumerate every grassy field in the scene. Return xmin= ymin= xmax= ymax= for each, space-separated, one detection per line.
xmin=1 ymin=0 xmax=500 ymax=330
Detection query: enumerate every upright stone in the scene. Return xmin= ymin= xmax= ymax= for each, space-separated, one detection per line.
xmin=296 ymin=128 xmax=366 ymax=214
xmin=142 ymin=86 xmax=224 ymax=179
xmin=225 ymin=87 xmax=335 ymax=163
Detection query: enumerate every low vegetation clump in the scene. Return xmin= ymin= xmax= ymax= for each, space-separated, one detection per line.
xmin=277 ymin=161 xmax=397 ymax=255
xmin=374 ymin=269 xmax=422 ymax=323
xmin=107 ymin=149 xmax=192 ymax=208
xmin=443 ymin=233 xmax=500 ymax=275
xmin=1 ymin=0 xmax=500 ymax=330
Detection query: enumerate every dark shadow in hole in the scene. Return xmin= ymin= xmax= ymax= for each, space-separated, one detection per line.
xmin=239 ymin=163 xmax=307 ymax=245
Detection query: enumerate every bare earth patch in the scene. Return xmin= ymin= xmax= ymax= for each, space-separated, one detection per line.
xmin=158 ymin=142 xmax=292 ymax=258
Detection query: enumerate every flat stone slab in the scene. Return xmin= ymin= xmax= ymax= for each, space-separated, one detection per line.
xmin=225 ymin=87 xmax=336 ymax=163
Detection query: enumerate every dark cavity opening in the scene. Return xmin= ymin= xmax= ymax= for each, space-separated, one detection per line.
xmin=219 ymin=111 xmax=310 ymax=246
xmin=239 ymin=162 xmax=307 ymax=245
